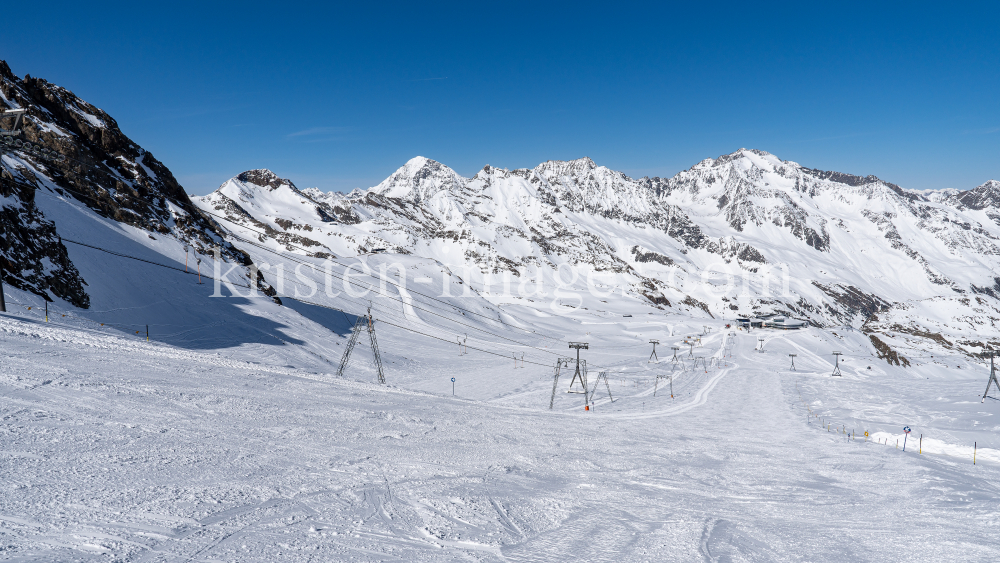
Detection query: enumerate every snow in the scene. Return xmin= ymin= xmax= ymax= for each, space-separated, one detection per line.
xmin=7 ymin=150 xmax=1000 ymax=559
xmin=4 ymin=297 xmax=1000 ymax=560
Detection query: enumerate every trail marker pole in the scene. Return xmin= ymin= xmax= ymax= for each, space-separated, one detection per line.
xmin=789 ymin=354 xmax=796 ymax=370
xmin=45 ymin=301 xmax=48 ymax=322
xmin=648 ymin=339 xmax=659 ymax=363
xmin=981 ymin=351 xmax=1000 ymax=403
xmin=451 ymin=377 xmax=455 ymax=396
xmin=196 ymin=258 xmax=203 ymax=284
xmin=974 ymin=442 xmax=977 ymax=464
xmin=919 ymin=434 xmax=922 ymax=454
xmin=670 ymin=375 xmax=673 ymax=398
xmin=832 ymin=352 xmax=843 ymax=376
xmin=146 ymin=324 xmax=149 ymax=342
xmin=903 ymin=426 xmax=911 ymax=451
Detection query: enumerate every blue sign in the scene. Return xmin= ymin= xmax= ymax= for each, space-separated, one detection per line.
xmin=904 ymin=426 xmax=911 ymax=434
xmin=451 ymin=377 xmax=456 ymax=382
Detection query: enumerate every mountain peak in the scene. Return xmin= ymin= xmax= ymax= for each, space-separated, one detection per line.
xmin=235 ymin=169 xmax=297 ymax=191
xmin=955 ymin=179 xmax=1000 ymax=210
xmin=369 ymin=156 xmax=465 ymax=201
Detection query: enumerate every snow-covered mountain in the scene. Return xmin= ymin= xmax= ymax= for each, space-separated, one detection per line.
xmin=5 ymin=58 xmax=1000 ymax=364
xmin=194 ymin=151 xmax=1000 ymax=361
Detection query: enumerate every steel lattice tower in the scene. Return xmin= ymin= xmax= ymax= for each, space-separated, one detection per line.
xmin=336 ymin=309 xmax=386 ymax=384
xmin=982 ymin=351 xmax=1000 ymax=403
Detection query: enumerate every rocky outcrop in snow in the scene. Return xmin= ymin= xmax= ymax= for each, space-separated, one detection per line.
xmin=1 ymin=60 xmax=260 ymax=306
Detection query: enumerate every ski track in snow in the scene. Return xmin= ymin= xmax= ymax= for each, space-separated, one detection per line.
xmin=3 ymin=311 xmax=1000 ymax=562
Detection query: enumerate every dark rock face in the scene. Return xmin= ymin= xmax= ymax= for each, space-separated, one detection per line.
xmin=0 ymin=59 xmax=254 ymax=307
xmin=0 ymin=176 xmax=90 ymax=307
xmin=955 ymin=180 xmax=1000 ymax=211
xmin=237 ymin=169 xmax=297 ymax=191
xmin=812 ymin=282 xmax=891 ymax=321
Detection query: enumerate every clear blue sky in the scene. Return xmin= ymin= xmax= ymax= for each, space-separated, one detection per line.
xmin=4 ymin=1 xmax=998 ymax=194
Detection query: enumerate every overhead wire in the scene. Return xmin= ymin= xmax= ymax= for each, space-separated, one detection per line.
xmin=7 ymin=132 xmax=653 ymax=370
xmin=32 ymin=177 xmax=571 ymax=359
xmin=197 ymin=206 xmax=568 ymax=343
xmin=204 ymin=221 xmax=572 ymax=359
xmin=6 ymin=134 xmax=620 ymax=357
xmin=56 ymin=235 xmax=569 ymax=368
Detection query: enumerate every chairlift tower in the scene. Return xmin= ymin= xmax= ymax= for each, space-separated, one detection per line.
xmin=686 ymin=338 xmax=695 ymax=359
xmin=567 ymin=342 xmax=589 ymax=395
xmin=336 ymin=308 xmax=386 ymax=384
xmin=789 ymin=353 xmax=797 ymax=371
xmin=0 ymin=108 xmax=27 ymax=136
xmin=648 ymin=339 xmax=659 ymax=363
xmin=832 ymin=352 xmax=843 ymax=377
xmin=670 ymin=346 xmax=681 ymax=364
xmin=654 ymin=373 xmax=673 ymax=398
xmin=758 ymin=337 xmax=765 ymax=352
xmin=588 ymin=371 xmax=614 ymax=404
xmin=982 ymin=350 xmax=1000 ymax=403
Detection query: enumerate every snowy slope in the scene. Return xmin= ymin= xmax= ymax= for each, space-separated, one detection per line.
xmin=4 ymin=302 xmax=1000 ymax=561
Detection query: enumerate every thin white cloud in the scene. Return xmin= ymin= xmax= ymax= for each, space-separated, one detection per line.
xmin=287 ymin=126 xmax=350 ymax=138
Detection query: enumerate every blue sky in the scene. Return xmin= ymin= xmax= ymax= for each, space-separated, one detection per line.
xmin=4 ymin=1 xmax=998 ymax=193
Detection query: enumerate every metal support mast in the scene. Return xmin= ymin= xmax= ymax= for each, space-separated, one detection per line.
xmin=789 ymin=353 xmax=797 ymax=371
xmin=832 ymin=352 xmax=843 ymax=377
xmin=567 ymin=342 xmax=589 ymax=394
xmin=367 ymin=310 xmax=386 ymax=384
xmin=671 ymin=346 xmax=681 ymax=365
xmin=982 ymin=351 xmax=1000 ymax=403
xmin=0 ymin=260 xmax=6 ymax=313
xmin=648 ymin=339 xmax=659 ymax=363
xmin=588 ymin=371 xmax=614 ymax=404
xmin=336 ymin=309 xmax=386 ymax=384
xmin=0 ymin=108 xmax=27 ymax=136
xmin=549 ymin=357 xmax=571 ymax=409
xmin=337 ymin=317 xmax=365 ymax=377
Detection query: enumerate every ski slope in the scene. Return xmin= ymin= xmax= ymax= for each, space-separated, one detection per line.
xmin=3 ymin=297 xmax=1000 ymax=562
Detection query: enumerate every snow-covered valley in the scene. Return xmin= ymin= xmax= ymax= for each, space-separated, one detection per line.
xmin=4 ymin=292 xmax=1000 ymax=561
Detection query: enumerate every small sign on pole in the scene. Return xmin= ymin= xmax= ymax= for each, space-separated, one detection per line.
xmin=903 ymin=426 xmax=911 ymax=452
xmin=451 ymin=377 xmax=455 ymax=396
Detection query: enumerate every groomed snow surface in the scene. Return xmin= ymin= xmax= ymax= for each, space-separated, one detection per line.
xmin=3 ymin=287 xmax=1000 ymax=562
